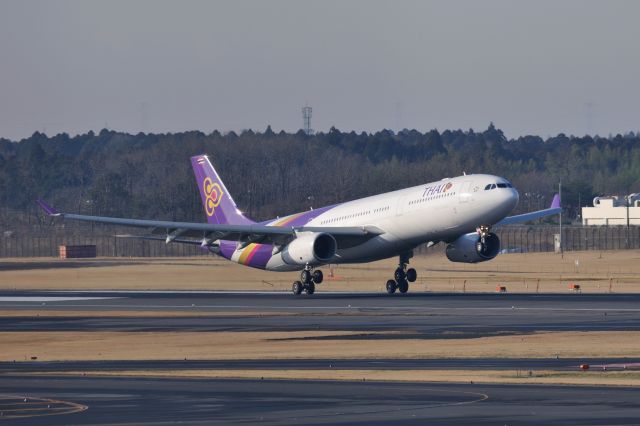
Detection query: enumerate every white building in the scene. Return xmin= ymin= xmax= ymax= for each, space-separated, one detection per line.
xmin=581 ymin=194 xmax=640 ymax=226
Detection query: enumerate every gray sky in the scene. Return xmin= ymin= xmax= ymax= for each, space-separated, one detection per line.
xmin=1 ymin=0 xmax=639 ymax=140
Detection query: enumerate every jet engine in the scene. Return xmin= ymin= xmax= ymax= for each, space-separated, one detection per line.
xmin=281 ymin=232 xmax=337 ymax=266
xmin=445 ymin=232 xmax=500 ymax=263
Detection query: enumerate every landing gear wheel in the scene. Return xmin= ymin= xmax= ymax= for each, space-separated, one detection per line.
xmin=312 ymin=270 xmax=323 ymax=284
xmin=389 ymin=251 xmax=415 ymax=295
xmin=386 ymin=279 xmax=397 ymax=294
xmin=292 ymin=281 xmax=303 ymax=295
xmin=394 ymin=267 xmax=405 ymax=282
xmin=305 ymin=282 xmax=315 ymax=295
xmin=301 ymin=269 xmax=312 ymax=283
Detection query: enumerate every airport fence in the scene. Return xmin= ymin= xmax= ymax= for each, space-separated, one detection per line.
xmin=497 ymin=225 xmax=640 ymax=253
xmin=0 ymin=235 xmax=208 ymax=258
xmin=1 ymin=225 xmax=639 ymax=258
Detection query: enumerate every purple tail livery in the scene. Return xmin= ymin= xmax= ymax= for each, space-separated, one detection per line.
xmin=191 ymin=155 xmax=254 ymax=225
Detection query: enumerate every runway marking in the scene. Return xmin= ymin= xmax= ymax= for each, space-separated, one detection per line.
xmin=1 ymin=302 xmax=638 ymax=313
xmin=30 ymin=290 xmax=295 ymax=295
xmin=0 ymin=394 xmax=87 ymax=419
xmin=256 ymin=384 xmax=489 ymax=421
xmin=0 ymin=297 xmax=119 ymax=302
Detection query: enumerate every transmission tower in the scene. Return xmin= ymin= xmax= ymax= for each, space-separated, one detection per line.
xmin=302 ymin=106 xmax=313 ymax=135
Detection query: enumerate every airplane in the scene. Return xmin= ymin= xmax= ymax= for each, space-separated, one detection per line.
xmin=37 ymin=154 xmax=561 ymax=296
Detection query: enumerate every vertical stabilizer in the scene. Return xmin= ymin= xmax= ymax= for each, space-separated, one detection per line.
xmin=191 ymin=155 xmax=254 ymax=225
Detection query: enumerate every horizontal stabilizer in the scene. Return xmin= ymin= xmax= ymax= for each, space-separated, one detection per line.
xmin=36 ymin=199 xmax=59 ymax=216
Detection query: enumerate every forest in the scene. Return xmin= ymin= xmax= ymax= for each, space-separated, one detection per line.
xmin=1 ymin=124 xmax=639 ymax=224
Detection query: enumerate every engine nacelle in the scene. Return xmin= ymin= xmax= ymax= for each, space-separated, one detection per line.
xmin=445 ymin=232 xmax=500 ymax=263
xmin=281 ymin=232 xmax=337 ymax=266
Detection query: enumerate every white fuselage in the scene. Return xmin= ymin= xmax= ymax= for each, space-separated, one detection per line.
xmin=252 ymin=174 xmax=519 ymax=271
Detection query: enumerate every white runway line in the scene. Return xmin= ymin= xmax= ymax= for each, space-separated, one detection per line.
xmin=0 ymin=297 xmax=119 ymax=302
xmin=1 ymin=302 xmax=639 ymax=313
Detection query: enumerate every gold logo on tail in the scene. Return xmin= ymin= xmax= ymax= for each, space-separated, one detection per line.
xmin=203 ymin=177 xmax=224 ymax=216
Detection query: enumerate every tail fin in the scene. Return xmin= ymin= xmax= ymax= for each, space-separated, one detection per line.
xmin=191 ymin=155 xmax=254 ymax=225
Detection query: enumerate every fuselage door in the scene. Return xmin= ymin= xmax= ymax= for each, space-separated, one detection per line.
xmin=459 ymin=181 xmax=473 ymax=203
xmin=396 ymin=195 xmax=407 ymax=216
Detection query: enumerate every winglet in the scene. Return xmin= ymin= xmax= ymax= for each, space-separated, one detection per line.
xmin=550 ymin=193 xmax=561 ymax=209
xmin=36 ymin=199 xmax=59 ymax=216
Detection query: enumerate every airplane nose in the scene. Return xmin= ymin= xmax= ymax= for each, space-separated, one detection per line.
xmin=510 ymin=188 xmax=520 ymax=211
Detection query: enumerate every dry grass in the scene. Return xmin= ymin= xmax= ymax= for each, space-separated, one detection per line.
xmin=2 ymin=330 xmax=639 ymax=362
xmin=0 ymin=250 xmax=639 ymax=292
xmin=42 ymin=369 xmax=640 ymax=387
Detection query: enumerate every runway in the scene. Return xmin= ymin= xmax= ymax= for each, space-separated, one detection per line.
xmin=1 ymin=291 xmax=639 ymax=337
xmin=1 ymin=291 xmax=639 ymax=424
xmin=4 ymin=357 xmax=639 ymax=373
xmin=3 ymin=376 xmax=640 ymax=425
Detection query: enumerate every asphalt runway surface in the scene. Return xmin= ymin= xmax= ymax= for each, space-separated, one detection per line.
xmin=3 ymin=376 xmax=640 ymax=425
xmin=1 ymin=290 xmax=640 ymax=424
xmin=1 ymin=291 xmax=639 ymax=337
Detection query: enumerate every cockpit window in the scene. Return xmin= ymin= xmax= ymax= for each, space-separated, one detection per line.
xmin=486 ymin=183 xmax=513 ymax=190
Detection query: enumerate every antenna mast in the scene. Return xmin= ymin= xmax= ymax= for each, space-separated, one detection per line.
xmin=302 ymin=105 xmax=313 ymax=135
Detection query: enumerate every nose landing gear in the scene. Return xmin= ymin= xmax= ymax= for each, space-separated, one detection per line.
xmin=292 ymin=265 xmax=324 ymax=295
xmin=386 ymin=252 xmax=417 ymax=294
xmin=476 ymin=224 xmax=492 ymax=255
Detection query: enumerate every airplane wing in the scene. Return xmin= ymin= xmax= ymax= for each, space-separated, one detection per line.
xmin=496 ymin=194 xmax=561 ymax=226
xmin=36 ymin=200 xmax=384 ymax=248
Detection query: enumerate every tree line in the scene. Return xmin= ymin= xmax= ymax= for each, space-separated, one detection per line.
xmin=1 ymin=124 xmax=639 ymax=225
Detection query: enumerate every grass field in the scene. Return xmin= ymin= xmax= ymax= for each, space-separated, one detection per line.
xmin=4 ymin=329 xmax=640 ymax=386
xmin=0 ymin=249 xmax=639 ymax=293
xmin=46 ymin=369 xmax=640 ymax=387
xmin=2 ymin=330 xmax=639 ymax=362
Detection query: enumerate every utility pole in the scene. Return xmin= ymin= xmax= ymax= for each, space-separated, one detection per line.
xmin=626 ymin=193 xmax=630 ymax=249
xmin=559 ymin=181 xmax=563 ymax=257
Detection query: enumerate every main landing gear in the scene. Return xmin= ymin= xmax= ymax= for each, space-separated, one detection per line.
xmin=292 ymin=266 xmax=324 ymax=295
xmin=386 ymin=252 xmax=417 ymax=295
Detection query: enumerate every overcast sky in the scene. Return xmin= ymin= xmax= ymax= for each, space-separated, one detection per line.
xmin=1 ymin=0 xmax=638 ymax=140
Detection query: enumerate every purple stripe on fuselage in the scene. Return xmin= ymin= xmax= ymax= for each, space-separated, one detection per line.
xmin=246 ymin=244 xmax=273 ymax=269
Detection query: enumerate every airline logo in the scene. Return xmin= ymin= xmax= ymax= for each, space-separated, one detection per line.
xmin=203 ymin=177 xmax=224 ymax=216
xmin=422 ymin=182 xmax=453 ymax=197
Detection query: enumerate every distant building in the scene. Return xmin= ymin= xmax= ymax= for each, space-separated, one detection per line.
xmin=581 ymin=194 xmax=640 ymax=226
